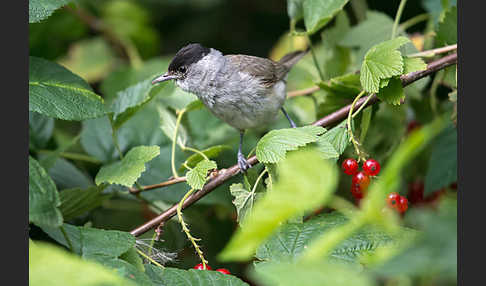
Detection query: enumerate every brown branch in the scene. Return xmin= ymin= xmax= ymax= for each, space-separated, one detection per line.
xmin=128 ymin=177 xmax=187 ymax=194
xmin=129 ymin=52 xmax=457 ymax=237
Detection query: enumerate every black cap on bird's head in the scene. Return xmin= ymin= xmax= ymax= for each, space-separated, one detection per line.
xmin=152 ymin=43 xmax=210 ymax=84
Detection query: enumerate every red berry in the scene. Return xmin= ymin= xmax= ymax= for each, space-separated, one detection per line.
xmin=193 ymin=263 xmax=212 ymax=270
xmin=362 ymin=159 xmax=381 ymax=176
xmin=342 ymin=158 xmax=359 ymax=175
xmin=216 ymin=268 xmax=231 ymax=275
xmin=386 ymin=192 xmax=400 ymax=209
xmin=397 ymin=196 xmax=408 ymax=213
xmin=350 ymin=185 xmax=364 ymax=199
xmin=352 ymin=171 xmax=370 ymax=190
xmin=406 ymin=120 xmax=420 ymax=134
xmin=407 ymin=180 xmax=424 ymax=204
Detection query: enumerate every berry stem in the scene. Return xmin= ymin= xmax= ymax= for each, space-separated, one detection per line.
xmin=347 ymin=90 xmax=368 ymax=162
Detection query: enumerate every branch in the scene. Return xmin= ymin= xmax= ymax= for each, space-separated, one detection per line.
xmin=129 ymin=52 xmax=457 ymax=237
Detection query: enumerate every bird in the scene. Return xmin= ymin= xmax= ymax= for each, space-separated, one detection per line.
xmin=152 ymin=43 xmax=309 ymax=172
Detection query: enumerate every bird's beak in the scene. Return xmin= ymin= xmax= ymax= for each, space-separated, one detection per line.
xmin=151 ymin=72 xmax=179 ymax=85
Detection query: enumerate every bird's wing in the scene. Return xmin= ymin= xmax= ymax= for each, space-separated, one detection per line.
xmin=225 ymin=55 xmax=288 ymax=87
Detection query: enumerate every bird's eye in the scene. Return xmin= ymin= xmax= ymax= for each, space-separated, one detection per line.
xmin=178 ymin=66 xmax=186 ymax=73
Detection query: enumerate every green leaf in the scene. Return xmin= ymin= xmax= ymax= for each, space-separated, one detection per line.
xmin=29 ymin=56 xmax=107 ymax=120
xmin=119 ymin=247 xmax=145 ymax=273
xmin=186 ymin=160 xmax=217 ymax=190
xmin=314 ymin=136 xmax=340 ymax=160
xmin=436 ymin=6 xmax=457 ymax=45
xmin=181 ymin=145 xmax=231 ymax=171
xmin=319 ymin=121 xmax=350 ymax=155
xmin=158 ymin=106 xmax=188 ymax=148
xmin=403 ymin=57 xmax=427 ymax=74
xmin=59 ymin=186 xmax=111 ymax=221
xmin=29 ymin=241 xmax=136 ymax=286
xmin=376 ymin=77 xmax=405 ymax=105
xmin=46 ymin=157 xmax=94 ymax=189
xmin=29 ymin=156 xmax=62 ymax=227
xmin=230 ymin=183 xmax=263 ymax=225
xmin=424 ymin=123 xmax=457 ymax=196
xmin=303 ymin=0 xmax=351 ymax=35
xmin=91 ymin=257 xmax=153 ymax=286
xmin=251 ymin=260 xmax=372 ymax=286
xmin=320 ymin=11 xmax=352 ymax=79
xmin=29 ymin=111 xmax=54 ymax=150
xmin=80 ymin=227 xmax=136 ymax=259
xmin=287 ymin=0 xmax=304 ymax=21
xmin=57 ymin=37 xmax=116 ymax=83
xmin=145 ymin=264 xmax=249 ymax=286
xmin=29 ymin=0 xmax=73 ymax=23
xmin=360 ymin=37 xmax=410 ymax=93
xmin=256 ymin=126 xmax=325 ymax=163
xmin=219 ymin=149 xmax=338 ymax=261
xmin=95 ymin=145 xmax=160 ymax=187
xmin=317 ymin=73 xmax=361 ymax=98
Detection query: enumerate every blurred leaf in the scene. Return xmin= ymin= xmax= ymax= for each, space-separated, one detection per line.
xmin=288 ymin=96 xmax=317 ymax=125
xmin=186 ymin=160 xmax=217 ymax=190
xmin=58 ymin=37 xmax=116 ymax=83
xmin=376 ymin=77 xmax=404 ymax=105
xmin=119 ymin=247 xmax=144 ymax=273
xmin=95 ymin=145 xmax=160 ymax=187
xmin=47 ymin=157 xmax=94 ymax=189
xmin=441 ymin=65 xmax=457 ymax=89
xmin=251 ymin=260 xmax=372 ymax=286
xmin=424 ymin=123 xmax=457 ymax=196
xmin=29 ymin=111 xmax=54 ymax=150
xmin=59 ymin=186 xmax=111 ymax=221
xmin=29 ymin=0 xmax=73 ymax=23
xmin=158 ymin=106 xmax=188 ymax=148
xmin=157 ymin=84 xmax=200 ymax=111
xmin=360 ymin=37 xmax=409 ymax=93
xmin=181 ymin=145 xmax=231 ymax=171
xmin=145 ymin=264 xmax=249 ymax=286
xmin=91 ymin=257 xmax=153 ymax=285
xmin=422 ymin=0 xmax=457 ymax=24
xmin=80 ymin=116 xmax=118 ymax=163
xmin=287 ymin=0 xmax=305 ymax=22
xmin=403 ymin=57 xmax=427 ymax=74
xmin=41 ymin=223 xmax=83 ymax=254
xmin=436 ymin=6 xmax=457 ymax=45
xmin=359 ymin=106 xmax=372 ymax=143
xmin=230 ymin=183 xmax=264 ymax=226
xmin=29 ymin=156 xmax=62 ymax=227
xmin=256 ymin=126 xmax=325 ymax=163
xmin=29 ymin=56 xmax=107 ymax=120
xmin=219 ymin=149 xmax=338 ymax=261
xmin=29 ymin=241 xmax=136 ymax=286
xmin=303 ymin=0 xmax=351 ymax=35
xmin=320 ymin=11 xmax=352 ymax=79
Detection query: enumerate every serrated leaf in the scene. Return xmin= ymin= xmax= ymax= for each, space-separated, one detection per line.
xmin=319 ymin=121 xmax=350 ymax=155
xmin=219 ymin=149 xmax=338 ymax=261
xmin=29 ymin=0 xmax=73 ymax=23
xmin=29 ymin=57 xmax=107 ymax=120
xmin=145 ymin=264 xmax=249 ymax=286
xmin=314 ymin=136 xmax=340 ymax=160
xmin=317 ymin=73 xmax=361 ymax=98
xmin=437 ymin=6 xmax=457 ymax=45
xmin=95 ymin=145 xmax=160 ymax=187
xmin=403 ymin=57 xmax=427 ymax=74
xmin=29 ymin=111 xmax=54 ymax=150
xmin=186 ymin=160 xmax=217 ymax=190
xmin=360 ymin=37 xmax=410 ymax=93
xmin=256 ymin=126 xmax=326 ymax=163
xmin=158 ymin=106 xmax=188 ymax=147
xmin=376 ymin=77 xmax=405 ymax=105
xmin=303 ymin=0 xmax=351 ymax=35
xmin=424 ymin=123 xmax=457 ymax=195
xmin=29 ymin=241 xmax=136 ymax=286
xmin=181 ymin=145 xmax=231 ymax=171
xmin=59 ymin=186 xmax=111 ymax=221
xmin=230 ymin=183 xmax=263 ymax=225
xmin=29 ymin=156 xmax=63 ymax=227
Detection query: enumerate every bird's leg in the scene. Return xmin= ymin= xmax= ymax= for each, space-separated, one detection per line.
xmin=237 ymin=131 xmax=251 ymax=172
xmin=281 ymin=107 xmax=297 ymax=128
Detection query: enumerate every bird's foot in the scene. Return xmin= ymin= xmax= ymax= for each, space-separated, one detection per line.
xmin=237 ymin=153 xmax=252 ymax=173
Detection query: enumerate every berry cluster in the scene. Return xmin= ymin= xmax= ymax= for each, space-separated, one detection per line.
xmin=193 ymin=263 xmax=230 ymax=275
xmin=386 ymin=192 xmax=408 ymax=214
xmin=342 ymin=158 xmax=381 ymax=201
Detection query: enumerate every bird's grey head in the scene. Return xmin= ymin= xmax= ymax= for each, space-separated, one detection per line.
xmin=151 ymin=43 xmax=215 ymax=89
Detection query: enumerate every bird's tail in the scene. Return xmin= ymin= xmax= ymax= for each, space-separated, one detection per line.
xmin=278 ymin=47 xmax=310 ymax=70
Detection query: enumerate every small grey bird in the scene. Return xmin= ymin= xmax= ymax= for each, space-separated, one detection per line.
xmin=152 ymin=43 xmax=308 ymax=172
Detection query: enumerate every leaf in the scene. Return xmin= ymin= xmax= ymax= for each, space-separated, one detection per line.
xmin=80 ymin=227 xmax=136 ymax=259
xmin=287 ymin=0 xmax=304 ymax=21
xmin=29 ymin=56 xmax=107 ymax=120
xmin=58 ymin=37 xmax=116 ymax=83
xmin=29 ymin=156 xmax=62 ymax=227
xmin=230 ymin=183 xmax=263 ymax=225
xmin=186 ymin=160 xmax=217 ymax=190
xmin=320 ymin=11 xmax=352 ymax=79
xmin=436 ymin=6 xmax=457 ymax=45
xmin=314 ymin=136 xmax=340 ymax=160
xmin=403 ymin=57 xmax=427 ymax=74
xmin=29 ymin=111 xmax=54 ymax=150
xmin=359 ymin=106 xmax=372 ymax=143
xmin=317 ymin=73 xmax=361 ymax=98
xmin=424 ymin=123 xmax=457 ymax=196
xmin=251 ymin=260 xmax=372 ymax=286
xmin=158 ymin=106 xmax=188 ymax=148
xmin=59 ymin=186 xmax=111 ymax=221
xmin=360 ymin=37 xmax=410 ymax=93
xmin=181 ymin=145 xmax=231 ymax=171
xmin=256 ymin=126 xmax=326 ymax=163
xmin=91 ymin=257 xmax=153 ymax=286
xmin=319 ymin=121 xmax=350 ymax=155
xmin=29 ymin=0 xmax=73 ymax=23
xmin=46 ymin=157 xmax=94 ymax=189
xmin=29 ymin=241 xmax=136 ymax=286
xmin=95 ymin=145 xmax=160 ymax=187
xmin=376 ymin=77 xmax=405 ymax=105
xmin=119 ymin=247 xmax=145 ymax=273
xmin=303 ymin=0 xmax=351 ymax=35
xmin=145 ymin=264 xmax=249 ymax=286
xmin=219 ymin=149 xmax=338 ymax=261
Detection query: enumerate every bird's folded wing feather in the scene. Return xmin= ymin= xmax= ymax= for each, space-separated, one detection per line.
xmin=225 ymin=55 xmax=288 ymax=87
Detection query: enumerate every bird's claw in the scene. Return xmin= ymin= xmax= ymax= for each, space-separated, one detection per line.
xmin=237 ymin=153 xmax=252 ymax=173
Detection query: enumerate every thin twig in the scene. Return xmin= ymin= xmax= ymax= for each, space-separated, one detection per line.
xmin=128 ymin=177 xmax=187 ymax=194
xmin=391 ymin=0 xmax=408 ymax=39
xmin=129 ymin=52 xmax=457 ymax=237
xmin=407 ymin=44 xmax=457 ymax=58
